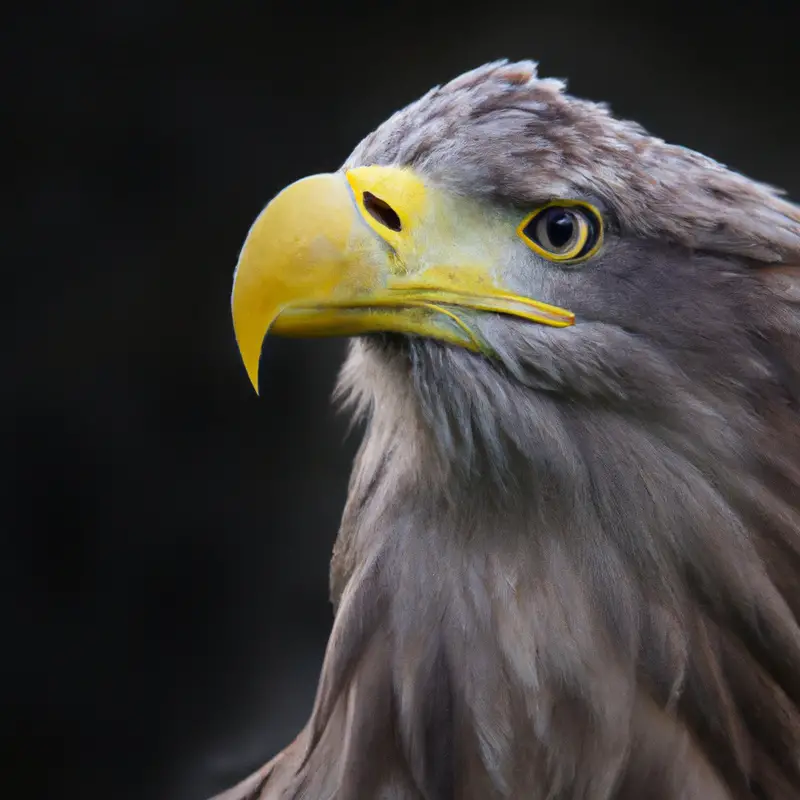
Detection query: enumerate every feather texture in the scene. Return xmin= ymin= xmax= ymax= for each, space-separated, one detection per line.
xmin=216 ymin=62 xmax=800 ymax=799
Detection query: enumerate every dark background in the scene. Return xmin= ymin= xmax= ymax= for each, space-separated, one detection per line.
xmin=6 ymin=0 xmax=800 ymax=798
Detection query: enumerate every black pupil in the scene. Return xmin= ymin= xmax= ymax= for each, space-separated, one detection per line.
xmin=546 ymin=209 xmax=574 ymax=249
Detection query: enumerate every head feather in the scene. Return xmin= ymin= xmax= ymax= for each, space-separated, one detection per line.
xmin=346 ymin=60 xmax=800 ymax=262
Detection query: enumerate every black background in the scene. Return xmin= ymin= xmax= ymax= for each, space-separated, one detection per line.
xmin=6 ymin=1 xmax=800 ymax=798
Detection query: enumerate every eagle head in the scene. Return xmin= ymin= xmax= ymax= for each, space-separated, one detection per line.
xmin=224 ymin=62 xmax=800 ymax=800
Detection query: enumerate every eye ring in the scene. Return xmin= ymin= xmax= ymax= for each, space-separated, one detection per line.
xmin=517 ymin=201 xmax=603 ymax=263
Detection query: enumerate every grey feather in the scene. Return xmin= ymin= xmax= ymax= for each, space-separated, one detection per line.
xmin=217 ymin=61 xmax=800 ymax=800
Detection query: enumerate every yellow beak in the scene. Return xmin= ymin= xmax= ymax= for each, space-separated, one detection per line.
xmin=231 ymin=166 xmax=574 ymax=393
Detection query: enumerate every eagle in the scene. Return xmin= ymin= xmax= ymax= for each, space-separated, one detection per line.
xmin=219 ymin=61 xmax=800 ymax=800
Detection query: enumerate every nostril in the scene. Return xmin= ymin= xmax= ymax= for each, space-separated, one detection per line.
xmin=362 ymin=192 xmax=402 ymax=232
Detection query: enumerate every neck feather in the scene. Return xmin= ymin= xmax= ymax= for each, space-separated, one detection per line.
xmin=260 ymin=335 xmax=800 ymax=800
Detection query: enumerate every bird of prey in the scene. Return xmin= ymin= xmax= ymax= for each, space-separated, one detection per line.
xmin=221 ymin=61 xmax=800 ymax=800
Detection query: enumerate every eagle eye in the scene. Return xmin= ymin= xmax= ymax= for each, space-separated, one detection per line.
xmin=517 ymin=202 xmax=602 ymax=263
